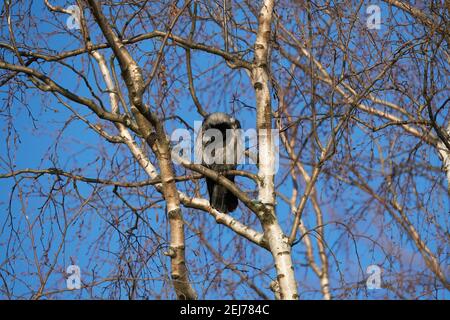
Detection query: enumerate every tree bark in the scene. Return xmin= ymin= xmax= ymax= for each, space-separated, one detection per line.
xmin=252 ymin=0 xmax=299 ymax=300
xmin=87 ymin=0 xmax=197 ymax=299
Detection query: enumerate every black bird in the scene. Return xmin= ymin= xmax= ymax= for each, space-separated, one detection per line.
xmin=196 ymin=112 xmax=241 ymax=212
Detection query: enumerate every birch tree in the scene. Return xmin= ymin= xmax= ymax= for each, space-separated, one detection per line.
xmin=0 ymin=0 xmax=448 ymax=300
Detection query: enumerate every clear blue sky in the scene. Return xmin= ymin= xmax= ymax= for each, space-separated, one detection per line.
xmin=0 ymin=1 xmax=448 ymax=299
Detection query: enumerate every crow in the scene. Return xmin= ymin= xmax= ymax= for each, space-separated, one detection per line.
xmin=196 ymin=112 xmax=241 ymax=212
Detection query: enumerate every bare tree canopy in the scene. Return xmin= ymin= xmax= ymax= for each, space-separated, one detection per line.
xmin=0 ymin=0 xmax=449 ymax=300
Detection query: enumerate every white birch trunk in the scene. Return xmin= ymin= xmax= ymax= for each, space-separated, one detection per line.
xmin=436 ymin=125 xmax=450 ymax=194
xmin=253 ymin=0 xmax=299 ymax=300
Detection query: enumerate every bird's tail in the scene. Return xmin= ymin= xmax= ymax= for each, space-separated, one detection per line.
xmin=206 ymin=177 xmax=238 ymax=213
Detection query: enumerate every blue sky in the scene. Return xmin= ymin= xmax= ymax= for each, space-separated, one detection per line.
xmin=0 ymin=1 xmax=448 ymax=299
